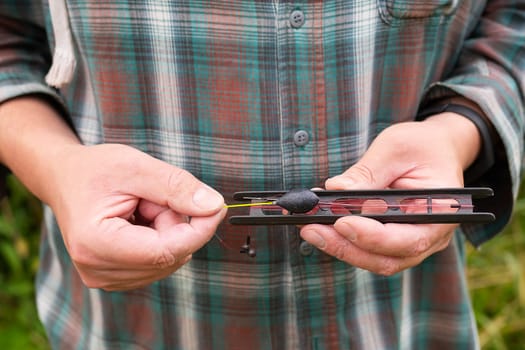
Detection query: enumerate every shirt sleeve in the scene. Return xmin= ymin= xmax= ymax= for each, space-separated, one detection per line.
xmin=0 ymin=1 xmax=70 ymax=198
xmin=423 ymin=2 xmax=525 ymax=246
xmin=0 ymin=1 xmax=63 ymax=105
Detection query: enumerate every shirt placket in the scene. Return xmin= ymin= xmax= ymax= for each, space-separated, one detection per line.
xmin=274 ymin=2 xmax=333 ymax=349
xmin=276 ymin=2 xmax=329 ymax=190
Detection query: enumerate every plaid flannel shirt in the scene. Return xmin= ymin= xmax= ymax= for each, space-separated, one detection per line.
xmin=1 ymin=1 xmax=524 ymax=349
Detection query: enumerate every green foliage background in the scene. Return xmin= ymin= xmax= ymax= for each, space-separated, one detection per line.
xmin=0 ymin=176 xmax=48 ymax=349
xmin=0 ymin=175 xmax=524 ymax=349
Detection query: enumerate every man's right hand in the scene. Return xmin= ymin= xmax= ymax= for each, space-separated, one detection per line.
xmin=49 ymin=143 xmax=226 ymax=291
xmin=0 ymin=97 xmax=226 ymax=291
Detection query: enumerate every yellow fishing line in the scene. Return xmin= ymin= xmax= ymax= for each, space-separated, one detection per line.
xmin=225 ymin=201 xmax=274 ymax=209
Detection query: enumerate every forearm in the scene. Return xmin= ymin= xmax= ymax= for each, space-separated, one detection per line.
xmin=0 ymin=96 xmax=81 ymax=204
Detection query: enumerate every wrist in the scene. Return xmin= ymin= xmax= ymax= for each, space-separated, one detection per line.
xmin=0 ymin=96 xmax=81 ymax=203
xmin=420 ymin=111 xmax=482 ymax=172
xmin=417 ymin=102 xmax=496 ymax=184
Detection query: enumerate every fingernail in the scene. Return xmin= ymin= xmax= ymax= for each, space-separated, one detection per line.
xmin=326 ymin=175 xmax=354 ymax=190
xmin=340 ymin=221 xmax=357 ymax=241
xmin=302 ymin=229 xmax=326 ymax=249
xmin=193 ymin=186 xmax=224 ymax=211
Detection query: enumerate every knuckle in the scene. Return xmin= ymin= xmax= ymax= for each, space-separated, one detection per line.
xmin=68 ymin=241 xmax=96 ymax=268
xmin=167 ymin=167 xmax=192 ymax=196
xmin=377 ymin=259 xmax=402 ymax=276
xmin=411 ymin=235 xmax=431 ymax=257
xmin=153 ymin=246 xmax=179 ymax=269
xmin=332 ymin=242 xmax=350 ymax=262
xmin=79 ymin=274 xmax=106 ymax=289
xmin=350 ymin=163 xmax=376 ymax=185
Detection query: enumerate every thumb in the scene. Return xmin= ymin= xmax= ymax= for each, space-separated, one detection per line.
xmin=122 ymin=149 xmax=224 ymax=217
xmin=325 ymin=152 xmax=399 ymax=191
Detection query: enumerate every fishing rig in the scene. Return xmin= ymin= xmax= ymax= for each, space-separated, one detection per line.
xmin=223 ymin=188 xmax=495 ymax=257
xmin=227 ymin=187 xmax=495 ymax=225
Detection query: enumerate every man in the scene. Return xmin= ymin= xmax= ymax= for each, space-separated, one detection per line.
xmin=0 ymin=1 xmax=523 ymax=349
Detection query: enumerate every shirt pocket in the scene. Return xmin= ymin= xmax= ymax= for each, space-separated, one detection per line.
xmin=378 ymin=0 xmax=458 ymax=22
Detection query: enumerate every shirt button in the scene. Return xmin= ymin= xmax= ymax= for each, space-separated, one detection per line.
xmin=290 ymin=9 xmax=305 ymax=29
xmin=299 ymin=241 xmax=314 ymax=256
xmin=294 ymin=130 xmax=309 ymax=146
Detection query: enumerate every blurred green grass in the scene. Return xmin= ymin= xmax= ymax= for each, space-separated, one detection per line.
xmin=0 ymin=175 xmax=524 ymax=349
xmin=467 ymin=186 xmax=525 ymax=350
xmin=0 ymin=176 xmax=48 ymax=349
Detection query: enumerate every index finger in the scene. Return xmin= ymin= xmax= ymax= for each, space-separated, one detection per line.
xmin=92 ymin=208 xmax=226 ymax=269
